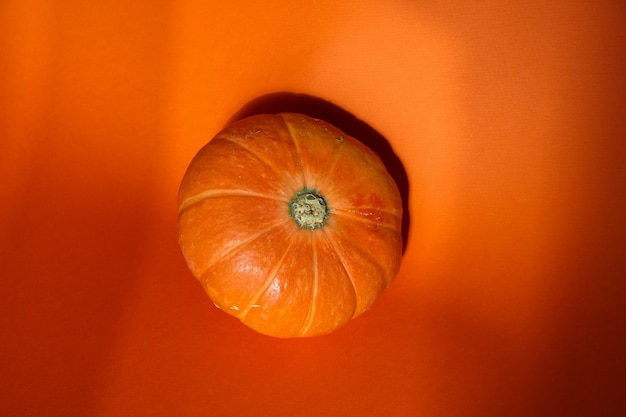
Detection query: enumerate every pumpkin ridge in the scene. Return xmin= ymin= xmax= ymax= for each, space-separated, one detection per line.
xmin=321 ymin=171 xmax=388 ymax=202
xmin=280 ymin=114 xmax=308 ymax=188
xmin=314 ymin=141 xmax=347 ymax=193
xmin=322 ymin=229 xmax=359 ymax=317
xmin=217 ymin=134 xmax=289 ymax=187
xmin=196 ymin=218 xmax=292 ymax=280
xmin=178 ymin=189 xmax=288 ymax=214
xmin=237 ymin=235 xmax=296 ymax=321
xmin=324 ymin=225 xmax=391 ymax=289
xmin=299 ymin=233 xmax=319 ymax=336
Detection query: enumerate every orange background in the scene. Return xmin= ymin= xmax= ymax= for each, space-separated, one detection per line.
xmin=1 ymin=1 xmax=625 ymax=416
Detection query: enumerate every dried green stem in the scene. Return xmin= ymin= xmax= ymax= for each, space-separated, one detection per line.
xmin=289 ymin=189 xmax=329 ymax=229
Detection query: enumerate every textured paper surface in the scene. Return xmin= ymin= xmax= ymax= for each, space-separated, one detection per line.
xmin=1 ymin=1 xmax=625 ymax=415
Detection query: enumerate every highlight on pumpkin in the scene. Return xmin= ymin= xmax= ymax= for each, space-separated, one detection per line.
xmin=177 ymin=113 xmax=403 ymax=337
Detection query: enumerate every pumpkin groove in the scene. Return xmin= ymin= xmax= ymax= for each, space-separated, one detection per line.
xmin=324 ymin=225 xmax=388 ymax=281
xmin=315 ymin=149 xmax=345 ymax=192
xmin=272 ymin=116 xmax=308 ymax=188
xmin=300 ymin=234 xmax=320 ymax=336
xmin=238 ymin=236 xmax=296 ymax=321
xmin=323 ymin=230 xmax=360 ymax=311
xmin=197 ymin=218 xmax=292 ymax=281
xmin=218 ymin=134 xmax=288 ymax=183
xmin=178 ymin=189 xmax=288 ymax=213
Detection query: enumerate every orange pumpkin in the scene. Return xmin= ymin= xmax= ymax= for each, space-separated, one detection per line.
xmin=177 ymin=113 xmax=403 ymax=337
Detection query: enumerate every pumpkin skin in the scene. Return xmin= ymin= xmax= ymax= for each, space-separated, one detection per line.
xmin=177 ymin=113 xmax=403 ymax=338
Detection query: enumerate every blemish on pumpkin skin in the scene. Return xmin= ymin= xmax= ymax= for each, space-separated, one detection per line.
xmin=244 ymin=129 xmax=262 ymax=140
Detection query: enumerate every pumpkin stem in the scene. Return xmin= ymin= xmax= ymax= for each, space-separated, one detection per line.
xmin=290 ymin=189 xmax=329 ymax=229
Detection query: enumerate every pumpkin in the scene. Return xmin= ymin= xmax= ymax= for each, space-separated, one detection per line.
xmin=177 ymin=113 xmax=403 ymax=338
